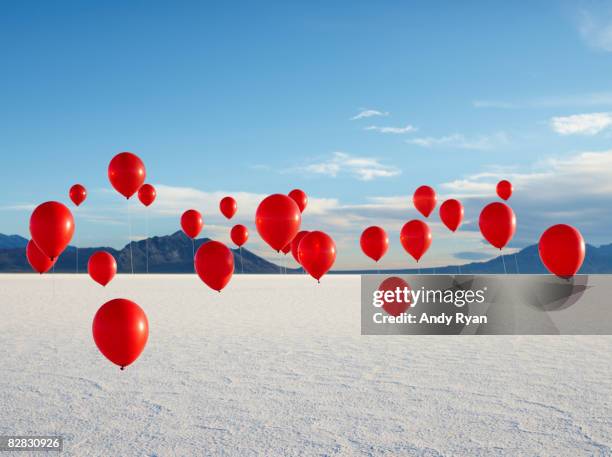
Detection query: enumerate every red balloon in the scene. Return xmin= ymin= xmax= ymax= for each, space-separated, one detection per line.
xmin=360 ymin=226 xmax=389 ymax=262
xmin=230 ymin=224 xmax=248 ymax=247
xmin=108 ymin=152 xmax=146 ymax=199
xmin=439 ymin=199 xmax=464 ymax=232
xmin=88 ymin=251 xmax=117 ymax=286
xmin=378 ymin=277 xmax=411 ymax=317
xmin=298 ymin=231 xmax=336 ymax=281
xmin=138 ymin=184 xmax=156 ymax=207
xmin=26 ymin=240 xmax=57 ymax=274
xmin=255 ymin=194 xmax=302 ymax=252
xmin=290 ymin=230 xmax=309 ymax=264
xmin=220 ymin=196 xmax=237 ymax=219
xmin=413 ymin=185 xmax=437 ymax=218
xmin=496 ymin=180 xmax=513 ymax=201
xmin=92 ymin=298 xmax=149 ymax=370
xmin=29 ymin=201 xmax=75 ymax=260
xmin=539 ymin=224 xmax=585 ymax=278
xmin=281 ymin=243 xmax=291 ymax=254
xmin=479 ymin=202 xmax=516 ymax=250
xmin=400 ymin=220 xmax=432 ymax=262
xmin=69 ymin=184 xmax=87 ymax=206
xmin=181 ymin=209 xmax=204 ymax=239
xmin=288 ymin=189 xmax=308 ymax=213
xmin=194 ymin=241 xmax=234 ymax=291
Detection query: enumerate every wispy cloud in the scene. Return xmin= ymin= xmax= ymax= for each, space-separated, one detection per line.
xmin=473 ymin=92 xmax=612 ymax=109
xmin=350 ymin=109 xmax=389 ymax=120
xmin=406 ymin=132 xmax=509 ymax=150
xmin=299 ymin=152 xmax=401 ymax=181
xmin=364 ymin=124 xmax=417 ymax=134
xmin=550 ymin=112 xmax=612 ymax=135
xmin=578 ymin=8 xmax=612 ymax=52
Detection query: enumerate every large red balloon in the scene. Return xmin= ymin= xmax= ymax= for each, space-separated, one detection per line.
xmin=255 ymin=194 xmax=301 ymax=252
xmin=230 ymin=224 xmax=248 ymax=247
xmin=26 ymin=240 xmax=57 ymax=274
xmin=138 ymin=184 xmax=156 ymax=207
xmin=288 ymin=189 xmax=308 ymax=213
xmin=220 ymin=196 xmax=237 ymax=219
xmin=360 ymin=226 xmax=389 ymax=262
xmin=194 ymin=241 xmax=234 ymax=291
xmin=69 ymin=184 xmax=87 ymax=207
xmin=413 ymin=185 xmax=437 ymax=218
xmin=400 ymin=220 xmax=432 ymax=262
xmin=539 ymin=224 xmax=585 ymax=278
xmin=181 ymin=209 xmax=204 ymax=239
xmin=92 ymin=298 xmax=149 ymax=370
xmin=479 ymin=202 xmax=516 ymax=250
xmin=108 ymin=152 xmax=146 ymax=199
xmin=88 ymin=251 xmax=117 ymax=286
xmin=496 ymin=180 xmax=513 ymax=201
xmin=298 ymin=231 xmax=336 ymax=282
xmin=290 ymin=230 xmax=309 ymax=264
xmin=439 ymin=199 xmax=464 ymax=232
xmin=29 ymin=201 xmax=75 ymax=260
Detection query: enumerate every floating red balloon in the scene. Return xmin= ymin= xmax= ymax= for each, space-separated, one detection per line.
xmin=400 ymin=220 xmax=432 ymax=262
xmin=378 ymin=277 xmax=411 ymax=317
xmin=496 ymin=180 xmax=513 ymax=201
xmin=88 ymin=251 xmax=117 ymax=286
xmin=413 ymin=185 xmax=437 ymax=218
xmin=26 ymin=240 xmax=57 ymax=274
xmin=288 ymin=189 xmax=308 ymax=213
xmin=194 ymin=241 xmax=234 ymax=291
xmin=138 ymin=184 xmax=156 ymax=207
xmin=281 ymin=243 xmax=291 ymax=254
xmin=108 ymin=152 xmax=146 ymax=199
xmin=290 ymin=230 xmax=309 ymax=264
xmin=181 ymin=209 xmax=204 ymax=239
xmin=29 ymin=201 xmax=75 ymax=260
xmin=439 ymin=199 xmax=464 ymax=232
xmin=255 ymin=194 xmax=301 ymax=252
xmin=479 ymin=202 xmax=516 ymax=250
xmin=220 ymin=196 xmax=237 ymax=219
xmin=538 ymin=224 xmax=585 ymax=278
xmin=298 ymin=231 xmax=336 ymax=282
xmin=92 ymin=298 xmax=149 ymax=370
xmin=69 ymin=184 xmax=87 ymax=207
xmin=230 ymin=224 xmax=248 ymax=247
xmin=360 ymin=226 xmax=389 ymax=262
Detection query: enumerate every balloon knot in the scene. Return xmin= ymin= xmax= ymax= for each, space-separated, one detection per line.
xmin=120 ymin=366 xmax=125 ymax=371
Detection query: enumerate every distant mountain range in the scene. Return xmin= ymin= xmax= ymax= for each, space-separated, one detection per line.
xmin=1 ymin=232 xmax=612 ymax=274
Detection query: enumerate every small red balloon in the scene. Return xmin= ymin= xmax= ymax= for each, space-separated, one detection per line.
xmin=26 ymin=240 xmax=57 ymax=274
xmin=298 ymin=231 xmax=336 ymax=282
xmin=138 ymin=184 xmax=156 ymax=207
xmin=255 ymin=194 xmax=302 ymax=252
xmin=181 ymin=209 xmax=204 ymax=239
xmin=378 ymin=277 xmax=411 ymax=317
xmin=400 ymin=220 xmax=432 ymax=262
xmin=496 ymin=180 xmax=513 ymax=201
xmin=290 ymin=230 xmax=309 ymax=264
xmin=539 ymin=224 xmax=585 ymax=278
xmin=360 ymin=226 xmax=389 ymax=262
xmin=88 ymin=251 xmax=117 ymax=286
xmin=439 ymin=199 xmax=464 ymax=232
xmin=108 ymin=152 xmax=146 ymax=199
xmin=29 ymin=201 xmax=75 ymax=260
xmin=194 ymin=241 xmax=234 ymax=291
xmin=288 ymin=189 xmax=308 ymax=213
xmin=413 ymin=185 xmax=437 ymax=218
xmin=92 ymin=298 xmax=149 ymax=370
xmin=230 ymin=224 xmax=248 ymax=247
xmin=220 ymin=196 xmax=237 ymax=219
xmin=479 ymin=202 xmax=516 ymax=250
xmin=69 ymin=184 xmax=87 ymax=206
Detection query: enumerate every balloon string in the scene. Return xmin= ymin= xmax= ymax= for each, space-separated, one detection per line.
xmin=75 ymin=206 xmax=78 ymax=274
xmin=278 ymin=252 xmax=282 ymax=274
xmin=514 ymin=253 xmax=519 ymax=274
xmin=501 ymin=252 xmax=507 ymax=274
xmin=127 ymin=198 xmax=134 ymax=274
xmin=145 ymin=208 xmax=149 ymax=274
xmin=239 ymin=246 xmax=244 ymax=274
xmin=192 ymin=238 xmax=195 ymax=273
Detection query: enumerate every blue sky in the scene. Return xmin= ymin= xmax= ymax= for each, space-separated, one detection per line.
xmin=2 ymin=1 xmax=612 ymax=268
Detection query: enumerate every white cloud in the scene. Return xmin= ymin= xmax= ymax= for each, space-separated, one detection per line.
xmin=578 ymin=9 xmax=612 ymax=52
xmin=300 ymin=152 xmax=401 ymax=181
xmin=364 ymin=124 xmax=417 ymax=134
xmin=406 ymin=132 xmax=509 ymax=150
xmin=350 ymin=109 xmax=389 ymax=120
xmin=550 ymin=112 xmax=612 ymax=135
